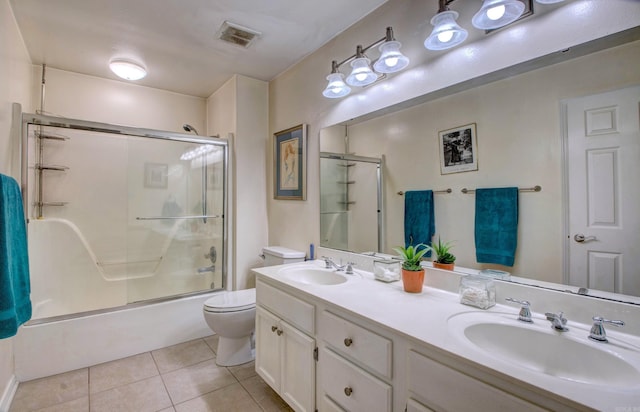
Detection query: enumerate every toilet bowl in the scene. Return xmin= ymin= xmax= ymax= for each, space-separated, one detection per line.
xmin=203 ymin=288 xmax=256 ymax=366
xmin=202 ymin=246 xmax=305 ymax=366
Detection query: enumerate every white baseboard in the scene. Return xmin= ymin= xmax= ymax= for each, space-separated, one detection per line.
xmin=0 ymin=374 xmax=17 ymax=412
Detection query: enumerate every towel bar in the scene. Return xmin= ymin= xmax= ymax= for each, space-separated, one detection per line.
xmin=135 ymin=215 xmax=220 ymax=221
xmin=397 ymin=188 xmax=451 ymax=195
xmin=461 ymin=185 xmax=541 ymax=194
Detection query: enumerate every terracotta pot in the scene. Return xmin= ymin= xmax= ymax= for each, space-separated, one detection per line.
xmin=401 ymin=268 xmax=425 ymax=293
xmin=433 ymin=262 xmax=455 ymax=271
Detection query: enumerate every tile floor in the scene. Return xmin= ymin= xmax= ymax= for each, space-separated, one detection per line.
xmin=9 ymin=336 xmax=294 ymax=412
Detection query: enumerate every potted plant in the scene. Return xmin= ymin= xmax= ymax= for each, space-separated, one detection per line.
xmin=393 ymin=243 xmax=432 ymax=293
xmin=432 ymin=237 xmax=456 ymax=271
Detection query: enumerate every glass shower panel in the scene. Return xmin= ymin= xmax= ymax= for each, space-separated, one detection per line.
xmin=125 ymin=137 xmax=225 ymax=303
xmin=320 ymin=157 xmax=349 ymax=250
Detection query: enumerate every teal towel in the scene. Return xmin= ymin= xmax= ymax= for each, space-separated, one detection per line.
xmin=475 ymin=187 xmax=519 ymax=267
xmin=0 ymin=174 xmax=31 ymax=339
xmin=404 ymin=190 xmax=435 ymax=257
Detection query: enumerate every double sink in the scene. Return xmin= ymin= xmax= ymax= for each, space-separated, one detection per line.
xmin=275 ymin=262 xmax=640 ymax=392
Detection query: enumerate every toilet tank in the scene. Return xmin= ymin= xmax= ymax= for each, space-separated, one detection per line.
xmin=262 ymin=246 xmax=305 ymax=266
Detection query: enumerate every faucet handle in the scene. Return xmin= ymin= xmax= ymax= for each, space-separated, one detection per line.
xmin=345 ymin=262 xmax=356 ymax=275
xmin=589 ymin=316 xmax=625 ymax=343
xmin=505 ymin=298 xmax=532 ymax=323
xmin=321 ymin=256 xmax=332 ymax=268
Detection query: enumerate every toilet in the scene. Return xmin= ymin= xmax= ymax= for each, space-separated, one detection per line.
xmin=203 ymin=246 xmax=305 ymax=366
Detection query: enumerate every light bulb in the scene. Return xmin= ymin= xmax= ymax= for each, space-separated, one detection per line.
xmin=437 ymin=30 xmax=454 ymax=43
xmin=355 ymin=72 xmax=368 ymax=81
xmin=487 ymin=4 xmax=506 ymax=20
xmin=385 ymin=57 xmax=399 ymax=67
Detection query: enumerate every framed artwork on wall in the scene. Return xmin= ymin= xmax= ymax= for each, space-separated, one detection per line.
xmin=144 ymin=162 xmax=168 ymax=188
xmin=439 ymin=123 xmax=478 ymax=175
xmin=274 ymin=124 xmax=307 ymax=200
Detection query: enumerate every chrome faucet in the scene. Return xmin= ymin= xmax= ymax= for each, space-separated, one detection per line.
xmin=589 ymin=316 xmax=625 ymax=343
xmin=545 ymin=311 xmax=569 ymax=331
xmin=505 ymin=298 xmax=532 ymax=323
xmin=322 ymin=257 xmax=356 ymax=275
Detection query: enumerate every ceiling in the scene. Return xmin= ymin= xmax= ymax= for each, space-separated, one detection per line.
xmin=9 ymin=0 xmax=388 ymax=98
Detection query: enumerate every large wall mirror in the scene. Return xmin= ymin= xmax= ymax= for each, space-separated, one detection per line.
xmin=318 ymin=35 xmax=640 ymax=303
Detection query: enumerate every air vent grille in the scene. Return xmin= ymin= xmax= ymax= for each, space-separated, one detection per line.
xmin=218 ymin=21 xmax=261 ymax=48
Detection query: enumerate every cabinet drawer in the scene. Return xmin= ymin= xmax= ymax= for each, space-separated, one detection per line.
xmin=320 ymin=348 xmax=392 ymax=412
xmin=408 ymin=349 xmax=546 ymax=412
xmin=319 ymin=311 xmax=392 ymax=379
xmin=256 ymin=279 xmax=314 ymax=335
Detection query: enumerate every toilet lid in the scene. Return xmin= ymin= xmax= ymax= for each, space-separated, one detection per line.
xmin=204 ymin=288 xmax=256 ymax=313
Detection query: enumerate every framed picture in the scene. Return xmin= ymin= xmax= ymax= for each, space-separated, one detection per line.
xmin=144 ymin=162 xmax=168 ymax=188
xmin=439 ymin=123 xmax=478 ymax=175
xmin=274 ymin=124 xmax=307 ymax=200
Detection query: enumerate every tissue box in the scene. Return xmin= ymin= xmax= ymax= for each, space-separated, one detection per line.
xmin=373 ymin=259 xmax=401 ymax=282
xmin=459 ymin=275 xmax=496 ymax=309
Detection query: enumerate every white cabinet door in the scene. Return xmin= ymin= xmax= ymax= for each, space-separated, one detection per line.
xmin=281 ymin=320 xmax=316 ymax=412
xmin=256 ymin=305 xmax=316 ymax=412
xmin=256 ymin=307 xmax=281 ymax=391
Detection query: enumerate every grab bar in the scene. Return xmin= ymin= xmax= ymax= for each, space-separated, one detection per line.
xmin=135 ymin=215 xmax=220 ymax=221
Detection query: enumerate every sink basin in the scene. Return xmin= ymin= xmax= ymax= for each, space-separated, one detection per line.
xmin=448 ymin=312 xmax=640 ymax=388
xmin=278 ymin=267 xmax=348 ymax=286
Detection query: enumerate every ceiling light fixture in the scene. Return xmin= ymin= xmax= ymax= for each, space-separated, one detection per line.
xmin=322 ymin=26 xmax=409 ymax=99
xmin=109 ymin=59 xmax=147 ymax=81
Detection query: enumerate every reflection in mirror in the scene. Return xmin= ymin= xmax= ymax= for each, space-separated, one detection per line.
xmin=320 ymin=152 xmax=383 ymax=253
xmin=318 ymin=38 xmax=640 ymax=303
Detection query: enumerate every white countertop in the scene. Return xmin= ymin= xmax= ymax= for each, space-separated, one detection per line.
xmin=253 ymin=260 xmax=640 ymax=412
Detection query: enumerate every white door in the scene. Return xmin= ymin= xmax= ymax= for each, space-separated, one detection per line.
xmin=255 ymin=307 xmax=281 ymax=391
xmin=280 ymin=320 xmax=315 ymax=412
xmin=565 ymin=85 xmax=640 ymax=295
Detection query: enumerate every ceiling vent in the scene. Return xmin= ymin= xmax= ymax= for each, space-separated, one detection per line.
xmin=217 ymin=21 xmax=261 ymax=48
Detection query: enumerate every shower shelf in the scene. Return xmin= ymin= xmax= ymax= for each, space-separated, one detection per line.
xmin=34 ymin=201 xmax=68 ymax=207
xmin=337 ymin=201 xmax=356 ymax=205
xmin=35 ymin=164 xmax=69 ymax=171
xmin=35 ymin=131 xmax=70 ymax=141
xmin=336 ymin=181 xmax=356 ymax=184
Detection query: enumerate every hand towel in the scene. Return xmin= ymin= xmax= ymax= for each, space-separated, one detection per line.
xmin=404 ymin=190 xmax=435 ymax=257
xmin=475 ymin=187 xmax=519 ymax=267
xmin=0 ymin=174 xmax=31 ymax=339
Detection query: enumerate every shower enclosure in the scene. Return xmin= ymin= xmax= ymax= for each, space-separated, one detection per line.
xmin=20 ymin=111 xmax=228 ymax=322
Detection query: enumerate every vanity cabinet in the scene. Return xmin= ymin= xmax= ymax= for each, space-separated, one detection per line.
xmin=317 ymin=310 xmax=393 ymax=412
xmin=407 ymin=348 xmax=546 ymax=412
xmin=255 ymin=280 xmax=315 ymax=412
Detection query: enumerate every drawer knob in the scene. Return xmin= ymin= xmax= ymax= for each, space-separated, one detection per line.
xmin=271 ymin=326 xmax=278 ymax=333
xmin=344 ymin=338 xmax=353 ymax=347
xmin=277 ymin=329 xmax=283 ymax=336
xmin=344 ymin=386 xmax=353 ymax=396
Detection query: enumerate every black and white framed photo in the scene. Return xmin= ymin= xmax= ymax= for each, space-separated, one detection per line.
xmin=439 ymin=123 xmax=478 ymax=175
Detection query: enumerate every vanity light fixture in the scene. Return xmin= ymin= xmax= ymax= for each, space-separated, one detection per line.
xmin=109 ymin=59 xmax=147 ymax=81
xmin=424 ymin=1 xmax=468 ymax=50
xmin=322 ymin=26 xmax=409 ymax=99
xmin=471 ymin=0 xmax=526 ymax=30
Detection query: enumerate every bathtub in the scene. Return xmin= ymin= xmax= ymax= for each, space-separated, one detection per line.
xmin=13 ymin=292 xmax=215 ymax=381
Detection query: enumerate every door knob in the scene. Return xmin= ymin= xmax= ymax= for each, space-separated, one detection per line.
xmin=574 ymin=234 xmax=596 ymax=243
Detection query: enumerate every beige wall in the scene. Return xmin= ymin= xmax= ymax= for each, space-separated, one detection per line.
xmin=208 ymin=75 xmax=269 ymax=290
xmin=38 ymin=67 xmax=206 ymax=132
xmin=0 ymin=0 xmax=33 ymax=405
xmin=346 ymin=41 xmax=640 ymax=283
xmin=268 ymin=0 xmax=640 ymax=278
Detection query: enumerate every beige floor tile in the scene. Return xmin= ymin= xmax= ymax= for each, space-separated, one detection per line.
xmin=89 ymin=375 xmax=171 ymax=412
xmin=203 ymin=335 xmax=219 ymax=354
xmin=240 ymin=375 xmax=294 ymax=412
xmin=34 ymin=396 xmax=88 ymax=412
xmin=174 ymin=383 xmax=262 ymax=412
xmin=89 ymin=352 xmax=159 ymax=394
xmin=152 ymin=339 xmax=215 ymax=373
xmin=161 ymin=359 xmax=237 ymax=404
xmin=227 ymin=360 xmax=257 ymax=382
xmin=10 ymin=369 xmax=88 ymax=412
xmin=157 ymin=408 xmax=176 ymax=412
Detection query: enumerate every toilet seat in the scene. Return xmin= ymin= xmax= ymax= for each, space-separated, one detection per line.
xmin=204 ymin=288 xmax=256 ymax=313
